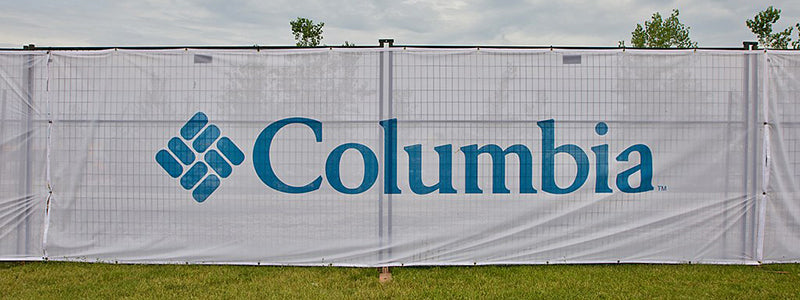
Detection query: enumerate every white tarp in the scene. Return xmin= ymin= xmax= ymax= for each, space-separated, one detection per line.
xmin=0 ymin=48 xmax=796 ymax=265
xmin=764 ymin=51 xmax=800 ymax=263
xmin=0 ymin=52 xmax=47 ymax=260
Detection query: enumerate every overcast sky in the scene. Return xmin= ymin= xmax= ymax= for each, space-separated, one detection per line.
xmin=1 ymin=0 xmax=799 ymax=48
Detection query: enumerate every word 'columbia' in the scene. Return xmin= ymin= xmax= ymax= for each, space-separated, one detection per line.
xmin=253 ymin=118 xmax=653 ymax=195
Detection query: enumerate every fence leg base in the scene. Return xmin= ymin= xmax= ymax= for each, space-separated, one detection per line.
xmin=379 ymin=267 xmax=392 ymax=282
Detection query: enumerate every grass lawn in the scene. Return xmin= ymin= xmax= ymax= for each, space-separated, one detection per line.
xmin=1 ymin=262 xmax=799 ymax=299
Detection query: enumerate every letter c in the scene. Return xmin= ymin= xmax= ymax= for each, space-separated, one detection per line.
xmin=253 ymin=117 xmax=323 ymax=193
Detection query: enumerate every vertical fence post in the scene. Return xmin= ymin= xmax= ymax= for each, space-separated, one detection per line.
xmin=25 ymin=50 xmax=34 ymax=256
xmin=377 ymin=39 xmax=395 ymax=263
xmin=741 ymin=47 xmax=752 ymax=262
xmin=750 ymin=51 xmax=760 ymax=262
xmin=19 ymin=45 xmax=35 ymax=256
xmin=0 ymin=89 xmax=5 ymax=186
xmin=741 ymin=44 xmax=761 ymax=263
xmin=387 ymin=42 xmax=394 ymax=260
xmin=0 ymin=90 xmax=6 ymax=249
xmin=755 ymin=51 xmax=770 ymax=263
xmin=377 ymin=40 xmax=385 ymax=262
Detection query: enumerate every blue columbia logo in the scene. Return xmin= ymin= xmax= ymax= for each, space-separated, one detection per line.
xmin=155 ymin=112 xmax=245 ymax=202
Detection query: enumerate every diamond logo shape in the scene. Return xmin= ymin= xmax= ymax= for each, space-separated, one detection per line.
xmin=156 ymin=112 xmax=244 ymax=202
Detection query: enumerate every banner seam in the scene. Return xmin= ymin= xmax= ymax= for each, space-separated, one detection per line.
xmin=41 ymin=51 xmax=52 ymax=260
xmin=755 ymin=51 xmax=770 ymax=263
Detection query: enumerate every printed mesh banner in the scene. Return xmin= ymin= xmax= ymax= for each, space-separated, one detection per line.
xmin=0 ymin=48 xmax=797 ymax=265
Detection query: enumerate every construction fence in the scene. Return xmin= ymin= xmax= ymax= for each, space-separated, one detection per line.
xmin=0 ymin=47 xmax=799 ymax=266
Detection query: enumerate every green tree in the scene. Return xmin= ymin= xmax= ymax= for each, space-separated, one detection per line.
xmin=795 ymin=23 xmax=800 ymax=49
xmin=290 ymin=17 xmax=324 ymax=47
xmin=746 ymin=6 xmax=795 ymax=49
xmin=629 ymin=9 xmax=697 ymax=48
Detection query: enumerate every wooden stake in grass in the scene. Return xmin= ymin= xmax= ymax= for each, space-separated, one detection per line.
xmin=379 ymin=267 xmax=392 ymax=283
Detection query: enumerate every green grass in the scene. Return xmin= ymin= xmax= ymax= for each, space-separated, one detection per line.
xmin=1 ymin=262 xmax=799 ymax=299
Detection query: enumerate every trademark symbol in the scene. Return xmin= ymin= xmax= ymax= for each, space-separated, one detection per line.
xmin=658 ymin=185 xmax=668 ymax=191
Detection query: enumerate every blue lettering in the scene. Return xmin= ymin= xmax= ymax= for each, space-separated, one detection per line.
xmin=250 ymin=118 xmax=652 ymax=195
xmin=325 ymin=143 xmax=379 ymax=194
xmin=253 ymin=118 xmax=323 ymax=193
xmin=461 ymin=144 xmax=537 ymax=194
xmin=592 ymin=122 xmax=612 ymax=193
xmin=405 ymin=144 xmax=457 ymax=194
xmin=379 ymin=119 xmax=402 ymax=194
xmin=538 ymin=119 xmax=589 ymax=194
xmin=616 ymin=144 xmax=654 ymax=193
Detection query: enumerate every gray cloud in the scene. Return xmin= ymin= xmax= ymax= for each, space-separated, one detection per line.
xmin=1 ymin=0 xmax=799 ymax=47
